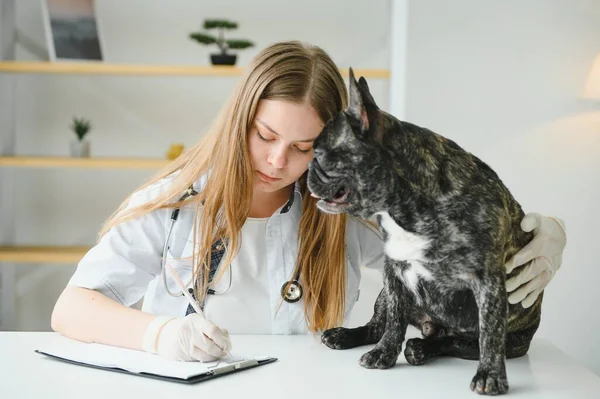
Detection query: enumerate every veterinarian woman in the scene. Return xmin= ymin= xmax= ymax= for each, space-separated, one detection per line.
xmin=51 ymin=41 xmax=567 ymax=362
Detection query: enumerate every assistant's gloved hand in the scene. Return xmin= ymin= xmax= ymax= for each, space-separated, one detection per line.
xmin=505 ymin=212 xmax=567 ymax=308
xmin=142 ymin=313 xmax=231 ymax=362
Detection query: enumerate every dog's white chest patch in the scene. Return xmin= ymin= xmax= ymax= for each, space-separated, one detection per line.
xmin=377 ymin=212 xmax=433 ymax=298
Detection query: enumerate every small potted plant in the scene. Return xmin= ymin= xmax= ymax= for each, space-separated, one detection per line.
xmin=189 ymin=19 xmax=254 ymax=66
xmin=69 ymin=117 xmax=91 ymax=158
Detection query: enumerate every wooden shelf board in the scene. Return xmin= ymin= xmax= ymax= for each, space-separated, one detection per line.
xmin=0 ymin=246 xmax=90 ymax=264
xmin=0 ymin=62 xmax=244 ymax=76
xmin=0 ymin=156 xmax=170 ymax=169
xmin=0 ymin=61 xmax=391 ymax=79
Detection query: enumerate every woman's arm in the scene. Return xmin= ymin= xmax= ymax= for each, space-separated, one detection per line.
xmin=52 ymin=285 xmax=231 ymax=361
xmin=52 ymin=179 xmax=172 ymax=344
xmin=51 ymin=285 xmax=155 ymax=350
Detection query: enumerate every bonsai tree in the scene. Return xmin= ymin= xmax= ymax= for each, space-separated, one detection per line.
xmin=70 ymin=117 xmax=91 ymax=141
xmin=189 ymin=19 xmax=254 ymax=65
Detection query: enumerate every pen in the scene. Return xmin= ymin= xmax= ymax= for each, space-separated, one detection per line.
xmin=166 ymin=263 xmax=203 ymax=315
xmin=165 ymin=263 xmax=233 ymax=361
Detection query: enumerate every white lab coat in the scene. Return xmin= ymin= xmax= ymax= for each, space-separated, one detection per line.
xmin=68 ymin=174 xmax=385 ymax=334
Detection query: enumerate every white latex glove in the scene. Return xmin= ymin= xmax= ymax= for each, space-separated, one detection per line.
xmin=142 ymin=314 xmax=232 ymax=362
xmin=505 ymin=213 xmax=567 ymax=308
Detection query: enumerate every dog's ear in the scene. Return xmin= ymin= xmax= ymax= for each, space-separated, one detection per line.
xmin=348 ymin=68 xmax=370 ymax=130
xmin=348 ymin=68 xmax=379 ymax=133
xmin=357 ymin=76 xmax=379 ymax=110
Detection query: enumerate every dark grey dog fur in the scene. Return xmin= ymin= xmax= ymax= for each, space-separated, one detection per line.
xmin=306 ymin=69 xmax=542 ymax=395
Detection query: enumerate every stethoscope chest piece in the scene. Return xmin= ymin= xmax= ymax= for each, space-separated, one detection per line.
xmin=281 ymin=280 xmax=303 ymax=303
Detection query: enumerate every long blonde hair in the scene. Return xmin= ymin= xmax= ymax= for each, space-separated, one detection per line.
xmin=101 ymin=41 xmax=349 ymax=331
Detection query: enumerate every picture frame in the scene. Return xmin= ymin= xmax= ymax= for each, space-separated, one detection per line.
xmin=41 ymin=0 xmax=103 ymax=62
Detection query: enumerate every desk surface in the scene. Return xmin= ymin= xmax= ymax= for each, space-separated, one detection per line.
xmin=1 ymin=332 xmax=599 ymax=398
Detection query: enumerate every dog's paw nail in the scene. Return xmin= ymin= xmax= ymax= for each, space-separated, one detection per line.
xmin=321 ymin=328 xmax=347 ymax=349
xmin=359 ymin=348 xmax=398 ymax=369
xmin=321 ymin=327 xmax=353 ymax=350
xmin=470 ymin=369 xmax=509 ymax=395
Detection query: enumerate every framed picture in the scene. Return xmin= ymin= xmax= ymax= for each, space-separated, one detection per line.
xmin=41 ymin=0 xmax=103 ymax=62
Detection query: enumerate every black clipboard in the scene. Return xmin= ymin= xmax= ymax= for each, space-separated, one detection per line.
xmin=35 ymin=349 xmax=277 ymax=384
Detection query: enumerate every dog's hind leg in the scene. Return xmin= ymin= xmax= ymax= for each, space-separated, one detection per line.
xmin=404 ymin=336 xmax=479 ymax=364
xmin=321 ymin=288 xmax=387 ymax=349
xmin=404 ymin=327 xmax=537 ymax=365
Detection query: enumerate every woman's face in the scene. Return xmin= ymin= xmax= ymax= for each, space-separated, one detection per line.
xmin=248 ymin=99 xmax=324 ymax=194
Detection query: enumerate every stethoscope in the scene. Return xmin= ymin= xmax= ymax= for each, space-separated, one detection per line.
xmin=161 ymin=187 xmax=303 ymax=303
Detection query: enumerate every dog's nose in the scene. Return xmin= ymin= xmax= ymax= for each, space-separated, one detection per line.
xmin=313 ymin=148 xmax=324 ymax=158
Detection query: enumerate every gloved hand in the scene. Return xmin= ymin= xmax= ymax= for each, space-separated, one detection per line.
xmin=505 ymin=212 xmax=567 ymax=308
xmin=142 ymin=314 xmax=231 ymax=362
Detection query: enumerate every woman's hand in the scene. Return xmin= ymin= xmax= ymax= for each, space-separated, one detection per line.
xmin=505 ymin=213 xmax=567 ymax=308
xmin=142 ymin=313 xmax=231 ymax=362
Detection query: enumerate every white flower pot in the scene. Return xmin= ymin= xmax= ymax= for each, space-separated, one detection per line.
xmin=70 ymin=139 xmax=90 ymax=158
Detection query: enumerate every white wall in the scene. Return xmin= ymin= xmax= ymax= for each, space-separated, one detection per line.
xmin=10 ymin=0 xmax=390 ymax=330
xmin=404 ymin=0 xmax=600 ymax=375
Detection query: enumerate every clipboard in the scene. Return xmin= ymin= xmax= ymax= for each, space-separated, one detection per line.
xmin=34 ymin=348 xmax=277 ymax=385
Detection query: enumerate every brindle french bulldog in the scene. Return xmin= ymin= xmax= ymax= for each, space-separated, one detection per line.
xmin=307 ymin=69 xmax=542 ymax=395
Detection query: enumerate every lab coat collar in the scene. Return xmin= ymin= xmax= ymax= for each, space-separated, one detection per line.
xmin=190 ymin=174 xmax=303 ymax=224
xmin=279 ymin=181 xmax=301 ymax=214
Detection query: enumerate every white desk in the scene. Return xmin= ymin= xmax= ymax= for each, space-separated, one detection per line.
xmin=0 ymin=332 xmax=599 ymax=398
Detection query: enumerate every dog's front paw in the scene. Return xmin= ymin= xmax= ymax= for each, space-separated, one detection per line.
xmin=404 ymin=338 xmax=428 ymax=365
xmin=321 ymin=327 xmax=361 ymax=350
xmin=359 ymin=347 xmax=398 ymax=369
xmin=470 ymin=366 xmax=509 ymax=395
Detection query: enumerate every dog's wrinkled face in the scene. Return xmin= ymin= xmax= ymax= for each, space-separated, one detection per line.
xmin=307 ymin=69 xmax=390 ymax=219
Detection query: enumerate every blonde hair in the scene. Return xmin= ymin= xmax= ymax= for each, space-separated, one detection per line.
xmin=101 ymin=41 xmax=349 ymax=331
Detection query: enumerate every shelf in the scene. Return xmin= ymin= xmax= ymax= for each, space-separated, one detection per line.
xmin=0 ymin=61 xmax=391 ymax=79
xmin=0 ymin=62 xmax=243 ymax=76
xmin=0 ymin=246 xmax=89 ymax=264
xmin=0 ymin=156 xmax=170 ymax=169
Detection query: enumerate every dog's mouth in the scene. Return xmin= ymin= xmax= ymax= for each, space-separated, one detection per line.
xmin=310 ymin=185 xmax=351 ymax=213
xmin=311 ymin=185 xmax=349 ymax=204
xmin=307 ymin=158 xmax=353 ymax=214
